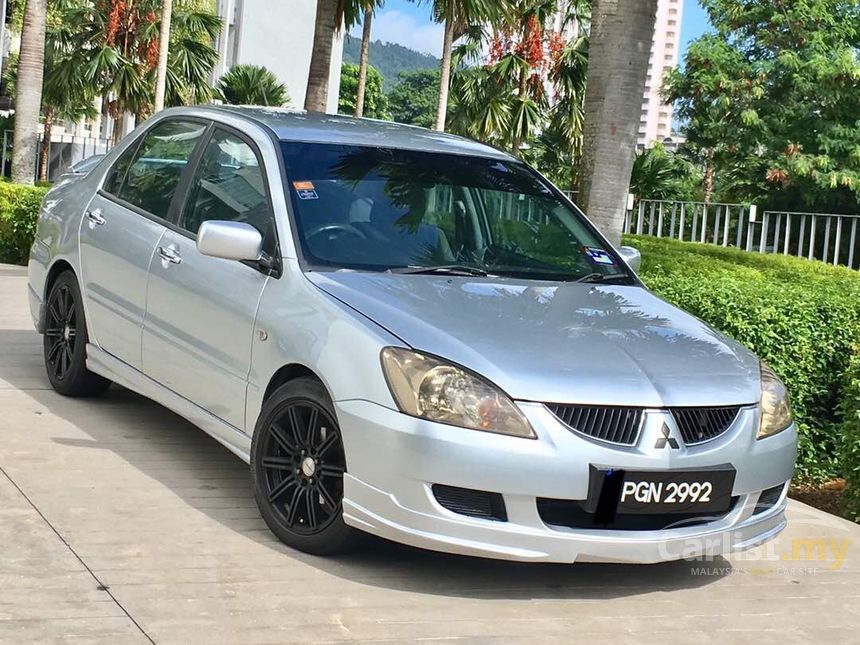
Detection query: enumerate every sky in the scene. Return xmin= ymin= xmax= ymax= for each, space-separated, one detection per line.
xmin=350 ymin=0 xmax=712 ymax=60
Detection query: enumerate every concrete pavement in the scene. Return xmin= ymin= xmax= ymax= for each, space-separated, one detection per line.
xmin=1 ymin=263 xmax=859 ymax=644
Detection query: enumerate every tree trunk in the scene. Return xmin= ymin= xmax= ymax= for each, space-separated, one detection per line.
xmin=305 ymin=0 xmax=340 ymax=113
xmin=510 ymin=67 xmax=529 ymax=155
xmin=435 ymin=13 xmax=454 ymax=132
xmin=153 ymin=0 xmax=173 ymax=112
xmin=11 ymin=0 xmax=47 ymax=185
xmin=354 ymin=8 xmax=373 ymax=117
xmin=578 ymin=0 xmax=659 ymax=246
xmin=38 ymin=111 xmax=52 ymax=184
xmin=112 ymin=113 xmax=125 ymax=146
xmin=703 ymin=152 xmax=715 ymax=203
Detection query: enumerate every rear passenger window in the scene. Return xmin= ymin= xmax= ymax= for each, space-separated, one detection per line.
xmin=181 ymin=128 xmax=272 ymax=236
xmin=117 ymin=120 xmax=207 ymax=218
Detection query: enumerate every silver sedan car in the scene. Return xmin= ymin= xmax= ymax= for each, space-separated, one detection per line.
xmin=27 ymin=107 xmax=797 ymax=563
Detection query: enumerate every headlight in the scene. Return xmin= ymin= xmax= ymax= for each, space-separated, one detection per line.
xmin=380 ymin=347 xmax=535 ymax=438
xmin=757 ymin=363 xmax=793 ymax=439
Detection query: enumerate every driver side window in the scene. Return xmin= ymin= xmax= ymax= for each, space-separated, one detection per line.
xmin=181 ymin=128 xmax=272 ymax=237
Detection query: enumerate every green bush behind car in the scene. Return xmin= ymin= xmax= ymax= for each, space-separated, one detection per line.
xmin=0 ymin=183 xmax=49 ymax=266
xmin=1 ymin=195 xmax=857 ymax=500
xmin=628 ymin=234 xmax=860 ymax=490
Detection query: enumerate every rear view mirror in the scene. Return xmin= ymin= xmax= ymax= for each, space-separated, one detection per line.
xmin=617 ymin=245 xmax=642 ymax=273
xmin=197 ymin=221 xmax=263 ymax=262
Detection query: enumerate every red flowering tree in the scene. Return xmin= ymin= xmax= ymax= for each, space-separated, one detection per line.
xmin=57 ymin=0 xmax=220 ymax=141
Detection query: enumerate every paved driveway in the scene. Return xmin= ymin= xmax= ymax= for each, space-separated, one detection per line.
xmin=1 ymin=264 xmax=858 ymax=644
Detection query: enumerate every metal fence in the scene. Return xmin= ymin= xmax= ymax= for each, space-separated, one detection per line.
xmin=626 ymin=199 xmax=859 ymax=271
xmin=1 ymin=130 xmax=114 ymax=182
xmin=758 ymin=210 xmax=858 ymax=269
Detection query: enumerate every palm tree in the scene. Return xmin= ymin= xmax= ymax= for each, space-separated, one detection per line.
xmin=11 ymin=0 xmax=47 ymax=184
xmin=59 ymin=0 xmax=220 ymax=142
xmin=5 ymin=1 xmax=99 ymax=182
xmin=305 ymin=0 xmax=341 ymax=112
xmin=218 ymin=64 xmax=289 ymax=106
xmin=153 ymin=0 xmax=173 ymax=112
xmin=429 ymin=0 xmax=502 ymax=132
xmin=578 ymin=0 xmax=660 ymax=246
xmin=352 ymin=1 xmax=384 ymax=118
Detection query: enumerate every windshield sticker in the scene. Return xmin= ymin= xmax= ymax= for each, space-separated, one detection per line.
xmin=293 ymin=181 xmax=319 ymax=200
xmin=586 ymin=247 xmax=615 ymax=265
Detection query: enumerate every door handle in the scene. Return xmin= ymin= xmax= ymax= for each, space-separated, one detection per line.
xmin=157 ymin=246 xmax=182 ymax=265
xmin=86 ymin=209 xmax=105 ymax=226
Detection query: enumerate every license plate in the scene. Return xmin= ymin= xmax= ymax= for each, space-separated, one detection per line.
xmin=615 ymin=469 xmax=735 ymax=514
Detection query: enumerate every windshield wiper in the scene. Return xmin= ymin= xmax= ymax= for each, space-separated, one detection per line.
xmin=576 ymin=272 xmax=631 ymax=284
xmin=388 ymin=264 xmax=492 ymax=277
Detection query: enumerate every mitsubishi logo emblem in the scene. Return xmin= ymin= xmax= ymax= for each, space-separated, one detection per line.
xmin=655 ymin=424 xmax=680 ymax=449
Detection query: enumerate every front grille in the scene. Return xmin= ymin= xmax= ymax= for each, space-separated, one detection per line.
xmin=432 ymin=484 xmax=507 ymax=522
xmin=672 ymin=407 xmax=741 ymax=445
xmin=753 ymin=483 xmax=786 ymax=515
xmin=537 ymin=497 xmax=738 ymax=531
xmin=546 ymin=404 xmax=643 ymax=445
xmin=547 ymin=403 xmax=742 ymax=447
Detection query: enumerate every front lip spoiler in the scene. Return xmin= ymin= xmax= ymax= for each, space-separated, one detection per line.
xmin=731 ymin=517 xmax=787 ymax=551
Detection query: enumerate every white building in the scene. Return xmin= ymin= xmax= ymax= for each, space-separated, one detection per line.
xmin=214 ymin=0 xmax=343 ymax=113
xmin=638 ymin=0 xmax=683 ymax=147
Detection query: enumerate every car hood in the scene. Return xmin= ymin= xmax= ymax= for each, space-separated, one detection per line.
xmin=308 ymin=272 xmax=761 ymax=407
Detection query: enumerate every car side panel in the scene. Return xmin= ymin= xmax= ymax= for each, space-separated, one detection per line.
xmin=78 ymin=192 xmax=167 ymax=369
xmin=244 ymin=262 xmax=401 ymax=434
xmin=142 ymin=229 xmax=268 ymax=430
xmin=27 ymin=174 xmax=102 ymax=331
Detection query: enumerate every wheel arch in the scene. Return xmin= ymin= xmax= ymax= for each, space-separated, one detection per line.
xmin=44 ymin=258 xmax=76 ymax=297
xmin=262 ymin=363 xmax=326 ymax=404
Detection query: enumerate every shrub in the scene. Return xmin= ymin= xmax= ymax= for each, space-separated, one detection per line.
xmin=840 ymin=347 xmax=860 ymax=521
xmin=0 ymin=183 xmax=49 ymax=265
xmin=626 ymin=234 xmax=860 ymax=481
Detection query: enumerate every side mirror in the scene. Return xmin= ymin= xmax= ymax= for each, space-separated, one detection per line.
xmin=617 ymin=245 xmax=642 ymax=273
xmin=197 ymin=221 xmax=263 ymax=262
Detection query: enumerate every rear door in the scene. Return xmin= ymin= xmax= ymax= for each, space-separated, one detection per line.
xmin=142 ymin=126 xmax=276 ymax=430
xmin=79 ymin=119 xmax=208 ymax=368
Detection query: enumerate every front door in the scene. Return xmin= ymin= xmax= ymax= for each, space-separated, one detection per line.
xmin=142 ymin=127 xmax=275 ymax=431
xmin=79 ymin=119 xmax=207 ymax=368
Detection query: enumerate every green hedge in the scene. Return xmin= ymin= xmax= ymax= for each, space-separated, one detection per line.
xmin=627 ymin=234 xmax=860 ymax=481
xmin=0 ymin=183 xmax=49 ymax=265
xmin=840 ymin=347 xmax=860 ymax=521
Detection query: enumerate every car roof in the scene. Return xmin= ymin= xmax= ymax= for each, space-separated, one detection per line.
xmin=201 ymin=105 xmax=512 ymax=161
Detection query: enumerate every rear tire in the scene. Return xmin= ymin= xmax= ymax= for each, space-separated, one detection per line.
xmin=43 ymin=271 xmax=111 ymax=397
xmin=251 ymin=378 xmax=357 ymax=555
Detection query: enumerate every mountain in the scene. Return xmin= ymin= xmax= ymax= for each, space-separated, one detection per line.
xmin=342 ymin=34 xmax=440 ymax=91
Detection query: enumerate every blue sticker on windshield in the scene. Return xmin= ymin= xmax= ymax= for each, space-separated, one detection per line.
xmin=297 ymin=189 xmax=318 ymax=200
xmin=293 ymin=181 xmax=319 ymax=200
xmin=586 ymin=247 xmax=615 ymax=265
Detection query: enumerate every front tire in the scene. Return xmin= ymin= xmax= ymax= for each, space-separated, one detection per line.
xmin=43 ymin=271 xmax=111 ymax=397
xmin=251 ymin=378 xmax=356 ymax=555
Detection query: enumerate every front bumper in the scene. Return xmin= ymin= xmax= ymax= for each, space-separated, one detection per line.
xmin=336 ymin=399 xmax=797 ymax=564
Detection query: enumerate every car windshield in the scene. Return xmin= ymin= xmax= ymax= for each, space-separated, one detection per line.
xmin=281 ymin=142 xmax=633 ymax=283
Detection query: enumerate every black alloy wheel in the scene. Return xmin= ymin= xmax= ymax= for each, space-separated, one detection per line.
xmin=43 ymin=271 xmax=111 ymax=397
xmin=45 ymin=282 xmax=77 ymax=381
xmin=251 ymin=378 xmax=356 ymax=554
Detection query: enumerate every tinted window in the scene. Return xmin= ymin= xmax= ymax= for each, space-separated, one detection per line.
xmin=181 ymin=129 xmax=271 ymax=236
xmin=103 ymin=145 xmax=137 ymax=195
xmin=118 ymin=120 xmax=206 ymax=217
xmin=280 ymin=142 xmax=632 ymax=282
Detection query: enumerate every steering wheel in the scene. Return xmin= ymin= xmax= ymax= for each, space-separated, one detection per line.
xmin=305 ymin=223 xmax=368 ymax=243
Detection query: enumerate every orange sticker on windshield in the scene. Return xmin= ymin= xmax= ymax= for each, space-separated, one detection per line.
xmin=293 ymin=181 xmax=315 ymax=190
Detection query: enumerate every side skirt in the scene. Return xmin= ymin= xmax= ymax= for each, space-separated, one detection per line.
xmin=86 ymin=343 xmax=252 ymax=463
